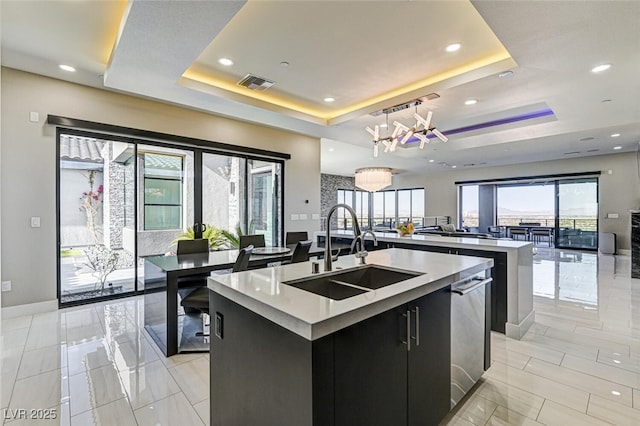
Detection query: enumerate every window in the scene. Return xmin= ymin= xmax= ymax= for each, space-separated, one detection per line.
xmin=143 ymin=153 xmax=184 ymax=230
xmin=354 ymin=190 xmax=369 ymax=229
xmin=336 ymin=189 xmax=355 ymax=229
xmin=397 ymin=188 xmax=425 ymax=226
xmin=460 ymin=185 xmax=479 ymax=227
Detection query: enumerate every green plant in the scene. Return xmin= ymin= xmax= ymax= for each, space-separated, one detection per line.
xmin=220 ymin=220 xmax=256 ymax=248
xmin=172 ymin=224 xmax=228 ymax=250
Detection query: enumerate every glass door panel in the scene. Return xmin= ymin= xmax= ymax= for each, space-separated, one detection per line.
xmin=59 ymin=135 xmax=136 ymax=305
xmin=136 ymin=145 xmax=195 ymax=290
xmin=557 ymin=179 xmax=598 ymax=250
xmin=247 ymin=159 xmax=282 ymax=246
xmin=202 ymin=153 xmax=246 ymax=247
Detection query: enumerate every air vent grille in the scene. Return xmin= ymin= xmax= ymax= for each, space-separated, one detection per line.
xmin=237 ymin=74 xmax=275 ymax=91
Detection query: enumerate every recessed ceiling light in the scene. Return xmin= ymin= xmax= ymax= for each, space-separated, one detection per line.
xmin=445 ymin=43 xmax=461 ymax=52
xmin=611 ymin=390 xmax=621 ymax=396
xmin=323 ymin=97 xmax=335 ymax=103
xmin=580 ymin=137 xmax=594 ymax=141
xmin=59 ymin=64 xmax=76 ymax=72
xmin=380 ymin=123 xmax=388 ymax=128
xmin=602 ymin=99 xmax=612 ymax=103
xmin=611 ymin=133 xmax=621 ymax=138
xmin=429 ymin=159 xmax=435 ymax=163
xmin=464 ymin=99 xmax=478 ymax=106
xmin=218 ymin=58 xmax=234 ymax=66
xmin=591 ymin=63 xmax=611 ymax=73
xmin=613 ymin=146 xmax=622 ymax=150
xmin=613 ymin=360 xmax=621 ymax=364
xmin=451 ymin=165 xmax=457 ymax=168
xmin=498 ymin=70 xmax=514 ymax=78
xmin=280 ymin=61 xmax=289 ymax=67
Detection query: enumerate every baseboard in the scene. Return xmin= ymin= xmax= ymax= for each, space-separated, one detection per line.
xmin=1 ymin=299 xmax=58 ymax=319
xmin=505 ymin=309 xmax=535 ymax=340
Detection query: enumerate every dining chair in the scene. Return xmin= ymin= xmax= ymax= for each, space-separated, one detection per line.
xmin=530 ymin=228 xmax=554 ymax=246
xmin=239 ymin=234 xmax=265 ymax=249
xmin=176 ymin=238 xmax=209 ymax=255
xmin=176 ymin=239 xmax=210 ymax=306
xmin=282 ymin=240 xmax=312 ymax=265
xmin=509 ymin=227 xmax=529 ymax=241
xmin=180 ymin=246 xmax=254 ymax=337
xmin=285 ymin=231 xmax=309 ymax=245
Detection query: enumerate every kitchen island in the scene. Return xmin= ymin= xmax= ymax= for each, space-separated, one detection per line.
xmin=316 ymin=230 xmax=534 ymax=339
xmin=208 ymin=248 xmax=493 ymax=425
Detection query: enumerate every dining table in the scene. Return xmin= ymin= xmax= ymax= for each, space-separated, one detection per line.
xmin=143 ymin=243 xmax=325 ymax=356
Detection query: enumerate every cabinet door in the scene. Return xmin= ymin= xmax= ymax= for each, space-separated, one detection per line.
xmin=333 ymin=305 xmax=408 ymax=426
xmin=407 ymin=286 xmax=451 ymax=426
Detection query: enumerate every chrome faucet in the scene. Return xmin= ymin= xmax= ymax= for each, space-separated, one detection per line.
xmin=324 ymin=204 xmax=361 ymax=272
xmin=352 ymin=230 xmax=378 ymax=264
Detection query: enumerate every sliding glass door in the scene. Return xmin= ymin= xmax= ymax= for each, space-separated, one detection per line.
xmin=59 ymin=131 xmax=284 ymax=307
xmin=58 ymin=134 xmax=136 ymax=304
xmin=556 ymin=178 xmax=598 ymax=250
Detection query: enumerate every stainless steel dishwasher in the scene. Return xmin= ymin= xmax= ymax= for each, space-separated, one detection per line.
xmin=450 ymin=274 xmax=492 ymax=408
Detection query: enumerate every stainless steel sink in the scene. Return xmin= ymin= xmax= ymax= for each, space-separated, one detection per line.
xmin=282 ymin=265 xmax=423 ymax=300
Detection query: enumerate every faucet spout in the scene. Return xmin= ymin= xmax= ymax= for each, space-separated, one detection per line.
xmin=324 ymin=204 xmax=361 ymax=272
xmin=353 ymin=230 xmax=378 ymax=264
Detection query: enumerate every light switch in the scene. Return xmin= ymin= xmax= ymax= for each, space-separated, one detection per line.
xmin=312 ymin=213 xmax=320 ymax=220
xmin=299 ymin=213 xmax=308 ymax=220
xmin=29 ymin=112 xmax=39 ymax=123
xmin=607 ymin=213 xmax=619 ymax=219
xmin=291 ymin=214 xmax=300 ymax=221
xmin=31 ymin=217 xmax=41 ymax=228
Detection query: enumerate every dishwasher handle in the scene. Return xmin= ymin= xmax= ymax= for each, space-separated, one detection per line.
xmin=451 ymin=277 xmax=492 ymax=296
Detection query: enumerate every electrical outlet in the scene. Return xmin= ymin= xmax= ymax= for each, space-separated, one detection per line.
xmin=1 ymin=281 xmax=12 ymax=292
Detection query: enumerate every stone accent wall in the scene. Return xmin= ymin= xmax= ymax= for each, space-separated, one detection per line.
xmin=321 ymin=174 xmax=354 ymax=229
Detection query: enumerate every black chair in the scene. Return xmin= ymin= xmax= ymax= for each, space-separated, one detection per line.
xmin=176 ymin=238 xmax=209 ymax=255
xmin=239 ymin=234 xmax=265 ymax=249
xmin=282 ymin=240 xmax=312 ymax=265
xmin=509 ymin=227 xmax=529 ymax=240
xmin=176 ymin=239 xmax=210 ymax=299
xmin=487 ymin=226 xmax=506 ymax=238
xmin=530 ymin=228 xmax=554 ymax=246
xmin=180 ymin=246 xmax=254 ymax=336
xmin=285 ymin=231 xmax=309 ymax=245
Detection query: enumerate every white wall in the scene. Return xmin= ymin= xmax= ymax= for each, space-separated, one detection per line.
xmin=391 ymin=152 xmax=640 ymax=249
xmin=0 ymin=67 xmax=321 ymax=308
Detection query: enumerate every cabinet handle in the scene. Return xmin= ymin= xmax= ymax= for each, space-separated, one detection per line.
xmin=402 ymin=310 xmax=411 ymax=351
xmin=416 ymin=306 xmax=420 ymax=346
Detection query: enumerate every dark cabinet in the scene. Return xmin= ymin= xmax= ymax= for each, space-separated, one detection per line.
xmin=210 ymin=286 xmax=452 ymax=426
xmin=331 ymin=287 xmax=451 ymax=426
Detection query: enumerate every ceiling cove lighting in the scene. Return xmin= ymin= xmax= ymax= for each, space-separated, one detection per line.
xmin=613 ymin=146 xmax=622 ymax=150
xmin=218 ymin=58 xmax=234 ymax=66
xmin=324 ymin=97 xmax=335 ymax=103
xmin=59 ymin=64 xmax=76 ymax=72
xmin=465 ymin=99 xmax=478 ymax=105
xmin=365 ymin=107 xmax=447 ymax=157
xmin=611 ymin=133 xmax=621 ymax=138
xmin=355 ymin=168 xmax=392 ymax=192
xmin=591 ymin=63 xmax=611 ymax=73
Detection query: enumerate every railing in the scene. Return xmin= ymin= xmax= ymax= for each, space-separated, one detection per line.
xmin=320 ymin=216 xmax=451 ymax=231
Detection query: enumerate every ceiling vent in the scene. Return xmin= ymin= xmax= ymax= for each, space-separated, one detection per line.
xmin=237 ymin=74 xmax=275 ymax=91
xmin=370 ymin=93 xmax=440 ymax=117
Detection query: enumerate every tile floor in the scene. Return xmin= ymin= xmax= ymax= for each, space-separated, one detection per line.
xmin=1 ymin=248 xmax=639 ymax=425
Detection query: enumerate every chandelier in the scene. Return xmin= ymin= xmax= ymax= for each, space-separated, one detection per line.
xmin=355 ymin=167 xmax=392 ymax=192
xmin=365 ymin=110 xmax=448 ymax=157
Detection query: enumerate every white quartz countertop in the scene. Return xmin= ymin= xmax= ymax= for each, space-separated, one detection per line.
xmin=208 ymin=248 xmax=493 ymax=340
xmin=316 ymin=230 xmax=532 ymax=252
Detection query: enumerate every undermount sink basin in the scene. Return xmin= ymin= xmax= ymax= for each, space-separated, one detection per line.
xmin=282 ymin=265 xmax=423 ymax=300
